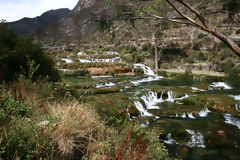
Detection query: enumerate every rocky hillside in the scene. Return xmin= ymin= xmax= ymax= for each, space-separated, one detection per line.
xmin=37 ymin=0 xmax=113 ymax=42
xmin=8 ymin=8 xmax=71 ymax=36
xmin=36 ymin=0 xmax=240 ymax=71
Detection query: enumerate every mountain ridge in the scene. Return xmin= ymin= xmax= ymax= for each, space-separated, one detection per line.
xmin=8 ymin=8 xmax=71 ymax=36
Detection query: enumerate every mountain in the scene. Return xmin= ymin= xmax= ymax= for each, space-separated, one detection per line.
xmin=8 ymin=8 xmax=71 ymax=36
xmin=36 ymin=0 xmax=114 ymax=42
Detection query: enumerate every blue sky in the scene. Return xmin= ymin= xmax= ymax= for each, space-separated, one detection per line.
xmin=0 ymin=0 xmax=79 ymax=22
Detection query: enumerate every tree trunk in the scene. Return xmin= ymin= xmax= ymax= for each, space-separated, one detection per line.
xmin=155 ymin=40 xmax=158 ymax=70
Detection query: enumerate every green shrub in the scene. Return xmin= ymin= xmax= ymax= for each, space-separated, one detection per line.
xmin=223 ymin=59 xmax=235 ymax=72
xmin=226 ymin=68 xmax=240 ymax=88
xmin=1 ymin=96 xmax=29 ymax=117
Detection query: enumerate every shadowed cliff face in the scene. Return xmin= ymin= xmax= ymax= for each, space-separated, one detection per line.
xmin=8 ymin=8 xmax=71 ymax=36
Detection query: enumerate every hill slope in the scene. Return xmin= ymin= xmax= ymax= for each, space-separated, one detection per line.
xmin=8 ymin=8 xmax=71 ymax=36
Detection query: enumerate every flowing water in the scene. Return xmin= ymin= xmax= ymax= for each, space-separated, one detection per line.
xmin=88 ymin=64 xmax=240 ymax=159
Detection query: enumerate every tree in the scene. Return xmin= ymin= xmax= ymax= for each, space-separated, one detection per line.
xmin=109 ymin=0 xmax=240 ymax=57
xmin=150 ymin=20 xmax=163 ymax=69
xmin=0 ymin=22 xmax=60 ymax=82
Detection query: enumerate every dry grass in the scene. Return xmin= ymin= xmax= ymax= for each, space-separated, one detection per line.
xmin=51 ymin=101 xmax=107 ymax=159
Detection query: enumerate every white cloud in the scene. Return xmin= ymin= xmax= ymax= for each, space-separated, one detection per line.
xmin=0 ymin=0 xmax=78 ymax=22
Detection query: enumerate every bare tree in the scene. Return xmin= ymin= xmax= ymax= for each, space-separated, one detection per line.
xmin=151 ymin=20 xmax=163 ymax=69
xmin=114 ymin=0 xmax=240 ymax=57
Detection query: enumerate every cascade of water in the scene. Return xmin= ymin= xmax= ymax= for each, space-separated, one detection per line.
xmin=164 ymin=133 xmax=178 ymax=144
xmin=95 ymin=82 xmax=116 ymax=88
xmin=133 ymin=64 xmax=155 ymax=76
xmin=223 ymin=114 xmax=240 ymax=129
xmin=235 ymin=104 xmax=240 ymax=112
xmin=181 ymin=113 xmax=187 ymax=118
xmin=167 ymin=91 xmax=175 ymax=102
xmin=141 ymin=91 xmax=163 ymax=109
xmin=61 ymin=58 xmax=74 ymax=63
xmin=134 ymin=101 xmax=153 ymax=117
xmin=131 ymin=76 xmax=163 ymax=86
xmin=210 ymin=82 xmax=232 ymax=90
xmin=187 ymin=113 xmax=196 ymax=119
xmin=229 ymin=95 xmax=240 ymax=101
xmin=198 ymin=108 xmax=211 ymax=117
xmin=191 ymin=87 xmax=206 ymax=92
xmin=185 ymin=129 xmax=205 ymax=148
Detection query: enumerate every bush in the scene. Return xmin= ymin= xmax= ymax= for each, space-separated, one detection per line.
xmin=226 ymin=68 xmax=240 ymax=88
xmin=223 ymin=59 xmax=235 ymax=72
xmin=0 ymin=23 xmax=60 ymax=82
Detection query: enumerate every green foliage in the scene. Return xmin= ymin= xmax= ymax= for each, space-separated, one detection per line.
xmin=1 ymin=96 xmax=29 ymax=118
xmin=223 ymin=59 xmax=234 ymax=72
xmin=0 ymin=23 xmax=60 ymax=82
xmin=0 ymin=117 xmax=53 ymax=160
xmin=222 ymin=0 xmax=240 ymax=20
xmin=20 ymin=56 xmax=40 ymax=81
xmin=226 ymin=68 xmax=240 ymax=88
xmin=48 ymin=82 xmax=78 ymax=100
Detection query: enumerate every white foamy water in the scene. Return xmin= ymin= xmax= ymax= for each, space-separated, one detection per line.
xmin=141 ymin=91 xmax=163 ymax=109
xmin=166 ymin=91 xmax=175 ymax=102
xmin=164 ymin=133 xmax=178 ymax=144
xmin=198 ymin=108 xmax=211 ymax=117
xmin=181 ymin=113 xmax=187 ymax=118
xmin=134 ymin=101 xmax=153 ymax=117
xmin=175 ymin=108 xmax=211 ymax=119
xmin=91 ymin=75 xmax=113 ymax=79
xmin=131 ymin=76 xmax=163 ymax=86
xmin=95 ymin=82 xmax=116 ymax=88
xmin=61 ymin=58 xmax=74 ymax=63
xmin=223 ymin=114 xmax=240 ymax=129
xmin=77 ymin=51 xmax=84 ymax=55
xmin=187 ymin=113 xmax=196 ymax=119
xmin=79 ymin=57 xmax=120 ymax=63
xmin=235 ymin=104 xmax=240 ymax=112
xmin=134 ymin=64 xmax=155 ymax=76
xmin=185 ymin=129 xmax=205 ymax=148
xmin=210 ymin=82 xmax=232 ymax=90
xmin=191 ymin=87 xmax=206 ymax=92
xmin=229 ymin=95 xmax=240 ymax=101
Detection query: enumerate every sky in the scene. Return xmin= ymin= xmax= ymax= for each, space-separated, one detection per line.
xmin=0 ymin=0 xmax=79 ymax=22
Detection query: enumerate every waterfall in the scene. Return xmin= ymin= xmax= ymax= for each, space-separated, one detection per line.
xmin=210 ymin=82 xmax=232 ymax=90
xmin=61 ymin=58 xmax=74 ymax=63
xmin=131 ymin=76 xmax=163 ymax=86
xmin=95 ymin=82 xmax=116 ymax=88
xmin=133 ymin=64 xmax=155 ymax=76
xmin=185 ymin=129 xmax=205 ymax=148
xmin=235 ymin=104 xmax=240 ymax=112
xmin=141 ymin=91 xmax=163 ymax=109
xmin=134 ymin=101 xmax=153 ymax=117
xmin=187 ymin=113 xmax=196 ymax=119
xmin=166 ymin=91 xmax=175 ymax=102
xmin=164 ymin=133 xmax=178 ymax=144
xmin=223 ymin=114 xmax=240 ymax=129
xmin=229 ymin=95 xmax=240 ymax=101
xmin=198 ymin=108 xmax=211 ymax=117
